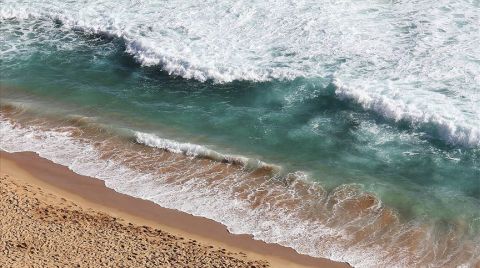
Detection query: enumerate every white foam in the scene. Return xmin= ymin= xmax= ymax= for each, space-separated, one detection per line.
xmin=335 ymin=81 xmax=480 ymax=148
xmin=135 ymin=131 xmax=279 ymax=171
xmin=2 ymin=0 xmax=478 ymax=147
xmin=1 ymin=118 xmax=479 ymax=267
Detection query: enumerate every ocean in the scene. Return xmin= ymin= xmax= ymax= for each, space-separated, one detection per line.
xmin=1 ymin=0 xmax=479 ymax=266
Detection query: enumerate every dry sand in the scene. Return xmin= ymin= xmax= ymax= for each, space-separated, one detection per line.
xmin=0 ymin=151 xmax=350 ymax=268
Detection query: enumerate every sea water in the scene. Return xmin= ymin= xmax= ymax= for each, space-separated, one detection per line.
xmin=1 ymin=1 xmax=479 ymax=266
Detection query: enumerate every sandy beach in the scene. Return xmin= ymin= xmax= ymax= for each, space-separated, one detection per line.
xmin=0 ymin=151 xmax=349 ymax=268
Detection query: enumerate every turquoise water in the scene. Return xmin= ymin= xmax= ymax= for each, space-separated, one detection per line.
xmin=1 ymin=3 xmax=480 ymax=267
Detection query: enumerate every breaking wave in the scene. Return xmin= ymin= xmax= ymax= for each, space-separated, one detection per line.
xmin=135 ymin=131 xmax=281 ymax=172
xmin=2 ymin=0 xmax=479 ymax=148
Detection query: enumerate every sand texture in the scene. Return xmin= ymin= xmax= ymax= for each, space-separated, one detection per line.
xmin=0 ymin=151 xmax=350 ymax=268
xmin=0 ymin=173 xmax=269 ymax=268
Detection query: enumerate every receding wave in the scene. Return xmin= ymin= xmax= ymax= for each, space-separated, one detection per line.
xmin=1 ymin=107 xmax=479 ymax=267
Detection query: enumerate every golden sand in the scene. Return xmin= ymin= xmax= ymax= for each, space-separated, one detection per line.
xmin=0 ymin=175 xmax=272 ymax=267
xmin=0 ymin=151 xmax=349 ymax=268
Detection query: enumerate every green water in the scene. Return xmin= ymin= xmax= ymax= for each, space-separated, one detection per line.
xmin=0 ymin=18 xmax=478 ymax=217
xmin=1 ymin=20 xmax=478 ymax=226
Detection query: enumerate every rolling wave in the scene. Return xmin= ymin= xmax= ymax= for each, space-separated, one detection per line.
xmin=135 ymin=131 xmax=281 ymax=172
xmin=2 ymin=0 xmax=478 ymax=148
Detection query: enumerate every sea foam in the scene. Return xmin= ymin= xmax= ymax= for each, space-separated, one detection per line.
xmin=1 ymin=116 xmax=479 ymax=267
xmin=1 ymin=0 xmax=478 ymax=85
xmin=1 ymin=0 xmax=478 ymax=147
xmin=135 ymin=131 xmax=280 ymax=171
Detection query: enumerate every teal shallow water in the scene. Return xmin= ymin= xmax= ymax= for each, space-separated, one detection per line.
xmin=1 ymin=12 xmax=480 ymax=267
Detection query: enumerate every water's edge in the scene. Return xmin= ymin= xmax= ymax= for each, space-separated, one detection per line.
xmin=1 ymin=108 xmax=478 ymax=267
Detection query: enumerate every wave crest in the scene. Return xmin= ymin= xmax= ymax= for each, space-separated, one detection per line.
xmin=135 ymin=131 xmax=281 ymax=172
xmin=1 ymin=0 xmax=479 ymax=148
xmin=335 ymin=83 xmax=480 ymax=148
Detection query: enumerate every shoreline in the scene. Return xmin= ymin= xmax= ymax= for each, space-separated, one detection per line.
xmin=0 ymin=150 xmax=350 ymax=268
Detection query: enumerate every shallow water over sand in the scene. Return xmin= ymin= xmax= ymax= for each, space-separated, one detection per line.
xmin=1 ymin=104 xmax=479 ymax=267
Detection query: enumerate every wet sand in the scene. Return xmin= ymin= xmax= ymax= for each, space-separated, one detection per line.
xmin=0 ymin=151 xmax=350 ymax=268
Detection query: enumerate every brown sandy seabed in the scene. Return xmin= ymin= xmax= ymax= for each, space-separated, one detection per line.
xmin=1 ymin=103 xmax=479 ymax=267
xmin=0 ymin=151 xmax=350 ymax=268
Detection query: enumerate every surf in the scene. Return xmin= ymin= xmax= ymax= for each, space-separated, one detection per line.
xmin=1 ymin=106 xmax=479 ymax=267
xmin=2 ymin=0 xmax=479 ymax=147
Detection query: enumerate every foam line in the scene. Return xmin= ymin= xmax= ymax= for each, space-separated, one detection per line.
xmin=135 ymin=131 xmax=280 ymax=171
